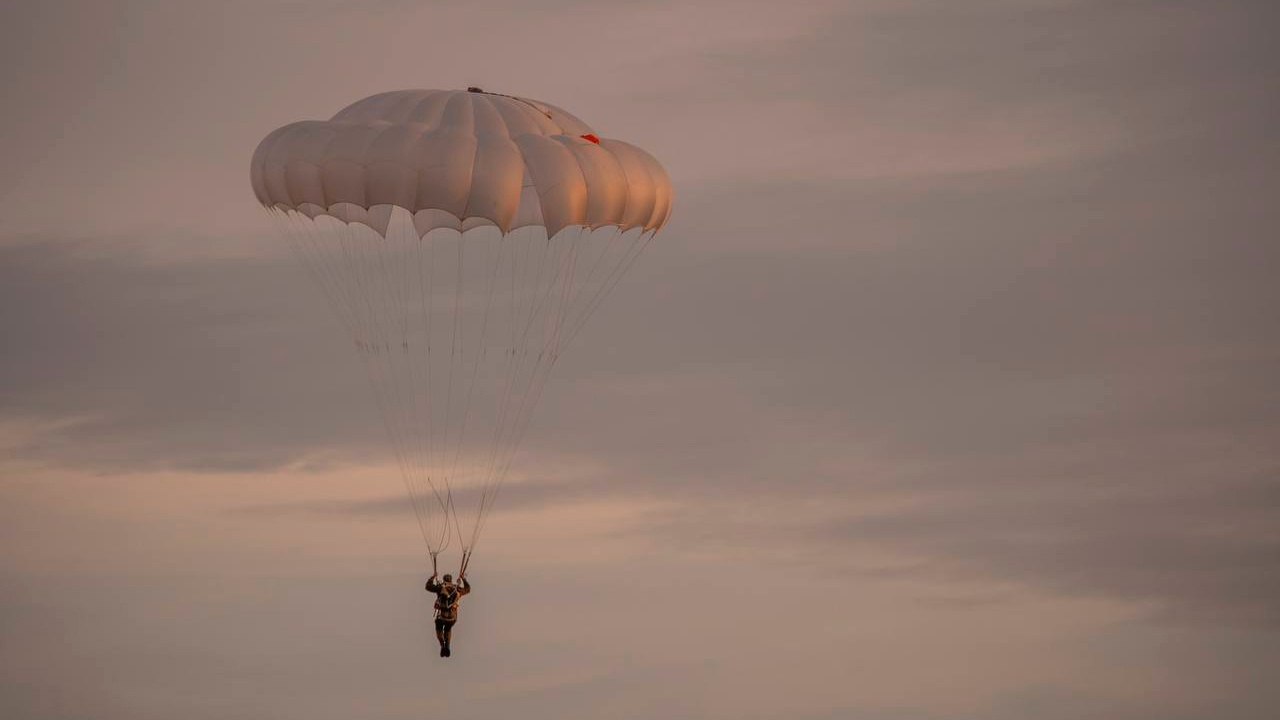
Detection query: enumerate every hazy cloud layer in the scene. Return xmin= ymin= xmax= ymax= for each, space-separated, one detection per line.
xmin=3 ymin=0 xmax=1279 ymax=718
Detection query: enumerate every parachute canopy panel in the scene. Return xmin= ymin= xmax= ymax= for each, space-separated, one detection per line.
xmin=250 ymin=89 xmax=673 ymax=238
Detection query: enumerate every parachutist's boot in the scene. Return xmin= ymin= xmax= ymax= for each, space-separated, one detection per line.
xmin=440 ymin=645 xmax=447 ymax=657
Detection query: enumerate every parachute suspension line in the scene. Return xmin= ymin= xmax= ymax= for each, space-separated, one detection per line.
xmin=404 ymin=222 xmax=453 ymax=552
xmin=382 ymin=216 xmax=444 ymax=551
xmin=419 ymin=230 xmax=436 ymax=502
xmin=278 ymin=217 xmax=656 ymax=569
xmin=376 ymin=221 xmax=438 ymax=554
xmin=445 ymin=231 xmax=467 ymax=552
xmin=272 ymin=210 xmax=341 ymax=327
xmin=290 ymin=212 xmax=348 ymax=322
xmin=288 ymin=220 xmax=653 ymax=571
xmin=381 ymin=215 xmax=446 ymax=550
xmin=559 ymin=223 xmax=626 ymax=328
xmin=474 ymin=227 xmax=571 ymax=550
xmin=345 ymin=223 xmax=403 ymax=479
xmin=468 ymin=228 xmax=528 ymax=556
xmin=413 ymin=227 xmax=449 ymax=550
xmin=475 ymin=235 xmax=523 ymax=536
xmin=472 ymin=227 xmax=653 ymax=546
xmin=410 ymin=223 xmax=452 ymax=552
xmin=380 ymin=217 xmax=454 ymax=553
xmin=369 ymin=222 xmax=409 ymax=473
xmin=349 ymin=219 xmax=441 ymax=552
xmin=420 ymin=227 xmax=455 ymax=551
xmin=559 ymin=227 xmax=634 ymax=343
xmin=473 ymin=224 xmax=552 ymax=556
xmin=284 ymin=211 xmax=360 ymax=340
xmin=470 ymin=230 xmax=574 ymax=548
xmin=459 ymin=548 xmax=472 ymax=579
xmin=274 ymin=211 xmax=439 ymax=552
xmin=561 ymin=229 xmax=657 ymax=352
xmin=480 ymin=225 xmax=564 ymax=555
xmin=485 ymin=228 xmax=519 ymax=489
xmin=491 ymin=231 xmax=655 ymax=508
xmin=447 ymin=229 xmax=504 ymax=559
xmin=468 ymin=228 xmax=560 ymax=550
xmin=494 ymin=227 xmax=585 ymax=477
xmin=454 ymin=225 xmax=543 ymax=559
xmin=548 ymin=227 xmax=581 ymax=360
xmin=467 ymin=225 xmax=589 ymax=555
xmin=477 ymin=226 xmax=538 ymax=530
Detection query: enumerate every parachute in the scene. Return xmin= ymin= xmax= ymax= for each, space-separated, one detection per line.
xmin=251 ymin=89 xmax=672 ymax=574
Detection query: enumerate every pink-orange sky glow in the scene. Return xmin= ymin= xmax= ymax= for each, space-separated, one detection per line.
xmin=2 ymin=1 xmax=1279 ymax=719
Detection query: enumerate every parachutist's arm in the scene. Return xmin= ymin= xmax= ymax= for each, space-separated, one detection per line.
xmin=459 ymin=578 xmax=471 ymax=596
xmin=426 ymin=577 xmax=440 ymax=593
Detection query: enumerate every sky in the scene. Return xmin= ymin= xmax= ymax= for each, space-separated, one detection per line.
xmin=2 ymin=0 xmax=1278 ymax=718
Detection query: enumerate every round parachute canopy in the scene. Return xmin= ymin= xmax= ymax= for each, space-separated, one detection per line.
xmin=251 ymin=89 xmax=672 ymax=571
xmin=250 ymin=88 xmax=672 ymax=238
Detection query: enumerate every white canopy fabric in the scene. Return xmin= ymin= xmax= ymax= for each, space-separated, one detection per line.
xmin=250 ymin=88 xmax=672 ymax=238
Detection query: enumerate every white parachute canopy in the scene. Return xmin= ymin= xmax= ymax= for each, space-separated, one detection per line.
xmin=251 ymin=88 xmax=672 ymax=573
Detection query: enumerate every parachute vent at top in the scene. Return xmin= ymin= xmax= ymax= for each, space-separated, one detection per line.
xmin=250 ymin=88 xmax=673 ymax=239
xmin=252 ymin=89 xmax=672 ymax=572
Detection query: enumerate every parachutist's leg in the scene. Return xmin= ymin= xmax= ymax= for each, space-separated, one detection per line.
xmin=435 ymin=620 xmax=447 ymax=647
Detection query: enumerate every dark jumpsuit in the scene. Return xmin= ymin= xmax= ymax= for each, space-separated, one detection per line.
xmin=425 ymin=577 xmax=471 ymax=633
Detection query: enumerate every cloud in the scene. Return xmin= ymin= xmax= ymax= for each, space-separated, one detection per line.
xmin=0 ymin=239 xmax=384 ymax=471
xmin=230 ymin=475 xmax=593 ymax=521
xmin=5 ymin=100 xmax=1279 ymax=626
xmin=3 ymin=2 xmax=1280 ymax=717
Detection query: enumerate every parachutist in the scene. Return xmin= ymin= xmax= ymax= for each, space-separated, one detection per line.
xmin=426 ymin=572 xmax=471 ymax=657
xmin=254 ymin=90 xmax=670 ymax=594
